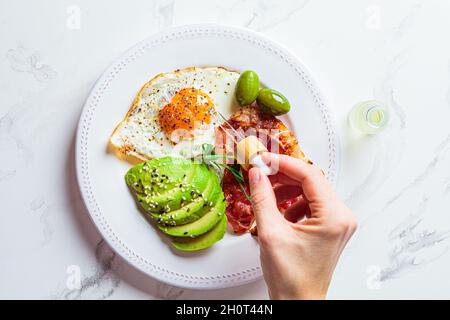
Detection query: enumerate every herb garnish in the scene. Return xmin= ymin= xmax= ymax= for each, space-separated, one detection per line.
xmin=199 ymin=144 xmax=252 ymax=203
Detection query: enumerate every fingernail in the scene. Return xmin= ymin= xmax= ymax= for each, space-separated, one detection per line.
xmin=260 ymin=152 xmax=271 ymax=164
xmin=250 ymin=154 xmax=274 ymax=175
xmin=249 ymin=167 xmax=261 ymax=184
xmin=260 ymin=152 xmax=278 ymax=175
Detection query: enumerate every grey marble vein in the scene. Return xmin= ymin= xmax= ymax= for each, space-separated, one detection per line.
xmin=444 ymin=179 xmax=450 ymax=195
xmin=0 ymin=103 xmax=33 ymax=183
xmin=380 ymin=158 xmax=438 ymax=213
xmin=391 ymin=0 xmax=424 ymax=41
xmin=378 ymin=198 xmax=450 ymax=281
xmin=346 ymin=48 xmax=411 ymax=212
xmin=375 ymin=51 xmax=408 ymax=129
xmin=388 ymin=197 xmax=429 ymax=241
xmin=155 ymin=283 xmax=184 ymax=300
xmin=379 ymin=133 xmax=450 ymax=214
xmin=30 ymin=196 xmax=45 ymax=211
xmin=39 ymin=205 xmax=54 ymax=247
xmin=1 ymin=47 xmax=57 ymax=184
xmin=153 ymin=0 xmax=175 ymax=31
xmin=5 ymin=46 xmax=57 ymax=83
xmin=29 ymin=198 xmax=59 ymax=246
xmin=356 ymin=130 xmax=450 ymax=281
xmin=56 ymin=240 xmax=121 ymax=300
xmin=388 ymin=85 xmax=407 ymax=130
xmin=0 ymin=169 xmax=16 ymax=182
xmin=222 ymin=0 xmax=310 ymax=31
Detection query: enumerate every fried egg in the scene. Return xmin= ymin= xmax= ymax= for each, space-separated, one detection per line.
xmin=110 ymin=67 xmax=240 ymax=160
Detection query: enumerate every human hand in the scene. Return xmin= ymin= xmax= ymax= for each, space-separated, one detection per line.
xmin=248 ymin=153 xmax=357 ymax=300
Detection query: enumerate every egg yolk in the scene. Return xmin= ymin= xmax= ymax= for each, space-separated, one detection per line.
xmin=159 ymin=88 xmax=214 ymax=140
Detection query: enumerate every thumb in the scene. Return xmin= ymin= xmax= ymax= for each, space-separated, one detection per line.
xmin=248 ymin=167 xmax=282 ymax=232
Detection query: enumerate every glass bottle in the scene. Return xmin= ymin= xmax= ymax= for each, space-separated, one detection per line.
xmin=348 ymin=100 xmax=390 ymax=134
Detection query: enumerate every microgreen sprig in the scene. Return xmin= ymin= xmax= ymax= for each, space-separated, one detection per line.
xmin=200 ymin=144 xmax=252 ymax=203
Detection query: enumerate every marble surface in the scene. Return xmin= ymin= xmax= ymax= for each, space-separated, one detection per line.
xmin=1 ymin=0 xmax=450 ymax=299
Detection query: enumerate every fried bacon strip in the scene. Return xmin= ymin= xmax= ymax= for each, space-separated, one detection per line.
xmin=217 ymin=106 xmax=311 ymax=234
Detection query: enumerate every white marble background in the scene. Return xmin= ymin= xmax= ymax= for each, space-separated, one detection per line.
xmin=1 ymin=0 xmax=450 ymax=299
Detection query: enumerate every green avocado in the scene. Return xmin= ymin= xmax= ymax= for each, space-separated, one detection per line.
xmin=150 ymin=196 xmax=205 ymax=225
xmin=159 ymin=196 xmax=226 ymax=237
xmin=125 ymin=158 xmax=211 ymax=213
xmin=171 ymin=214 xmax=228 ymax=251
xmin=202 ymin=172 xmax=223 ymax=205
xmin=126 ymin=157 xmax=228 ymax=252
xmin=149 ymin=172 xmax=219 ymax=225
xmin=146 ymin=164 xmax=210 ymax=213
xmin=125 ymin=157 xmax=191 ymax=195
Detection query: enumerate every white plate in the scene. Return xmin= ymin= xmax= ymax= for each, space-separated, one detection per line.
xmin=76 ymin=24 xmax=339 ymax=289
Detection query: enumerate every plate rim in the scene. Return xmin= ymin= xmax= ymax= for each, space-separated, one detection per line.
xmin=75 ymin=23 xmax=340 ymax=289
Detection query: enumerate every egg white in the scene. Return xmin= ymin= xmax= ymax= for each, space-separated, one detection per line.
xmin=110 ymin=67 xmax=241 ymax=160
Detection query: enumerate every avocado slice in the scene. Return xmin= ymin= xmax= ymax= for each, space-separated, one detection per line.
xmin=201 ymin=172 xmax=223 ymax=205
xmin=127 ymin=159 xmax=212 ymax=213
xmin=171 ymin=215 xmax=227 ymax=251
xmin=159 ymin=196 xmax=226 ymax=237
xmin=148 ymin=163 xmax=210 ymax=212
xmin=151 ymin=196 xmax=205 ymax=225
xmin=125 ymin=157 xmax=192 ymax=195
xmin=149 ymin=172 xmax=218 ymax=225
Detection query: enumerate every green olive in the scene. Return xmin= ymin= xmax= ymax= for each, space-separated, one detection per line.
xmin=235 ymin=70 xmax=260 ymax=106
xmin=257 ymin=88 xmax=291 ymax=115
